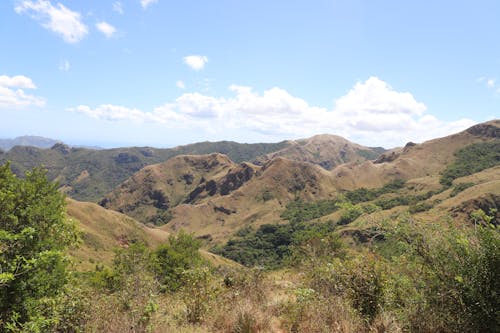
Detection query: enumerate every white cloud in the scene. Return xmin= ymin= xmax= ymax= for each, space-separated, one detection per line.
xmin=96 ymin=21 xmax=116 ymax=38
xmin=112 ymin=1 xmax=123 ymax=14
xmin=59 ymin=59 xmax=70 ymax=71
xmin=0 ymin=75 xmax=45 ymax=109
xmin=141 ymin=0 xmax=158 ymax=9
xmin=183 ymin=55 xmax=208 ymax=71
xmin=486 ymin=78 xmax=496 ymax=88
xmin=70 ymin=77 xmax=476 ymax=147
xmin=15 ymin=0 xmax=88 ymax=43
xmin=176 ymin=80 xmax=186 ymax=89
xmin=0 ymin=75 xmax=37 ymax=89
xmin=70 ymin=104 xmax=149 ymax=122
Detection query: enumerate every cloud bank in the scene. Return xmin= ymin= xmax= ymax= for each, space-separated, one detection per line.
xmin=0 ymin=75 xmax=46 ymax=109
xmin=70 ymin=77 xmax=476 ymax=147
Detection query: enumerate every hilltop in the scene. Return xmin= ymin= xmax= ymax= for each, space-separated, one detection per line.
xmin=97 ymin=120 xmax=499 ymax=243
xmin=0 ymin=135 xmax=61 ymax=151
xmin=0 ymin=140 xmax=291 ymax=202
xmin=0 ymin=135 xmax=383 ymax=202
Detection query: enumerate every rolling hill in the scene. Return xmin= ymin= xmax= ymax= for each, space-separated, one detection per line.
xmin=97 ymin=120 xmax=499 ymax=243
xmin=0 ymin=140 xmax=291 ymax=202
xmin=0 ymin=135 xmax=61 ymax=151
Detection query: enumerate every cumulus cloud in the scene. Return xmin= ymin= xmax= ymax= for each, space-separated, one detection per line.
xmin=0 ymin=75 xmax=45 ymax=109
xmin=70 ymin=77 xmax=476 ymax=147
xmin=96 ymin=21 xmax=116 ymax=38
xmin=140 ymin=0 xmax=158 ymax=9
xmin=15 ymin=0 xmax=88 ymax=43
xmin=183 ymin=55 xmax=208 ymax=71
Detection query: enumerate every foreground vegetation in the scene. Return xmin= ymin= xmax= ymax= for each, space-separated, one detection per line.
xmin=1 ymin=165 xmax=499 ymax=332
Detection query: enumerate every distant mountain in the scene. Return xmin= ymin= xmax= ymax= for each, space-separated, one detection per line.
xmin=254 ymin=134 xmax=385 ymax=169
xmin=0 ymin=135 xmax=61 ymax=151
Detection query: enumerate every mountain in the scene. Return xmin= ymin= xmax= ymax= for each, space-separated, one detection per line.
xmin=0 ymin=140 xmax=291 ymax=202
xmin=331 ymin=120 xmax=500 ymax=190
xmin=0 ymin=134 xmax=385 ymax=203
xmin=254 ymin=134 xmax=385 ymax=169
xmin=97 ymin=120 xmax=499 ymax=243
xmin=0 ymin=135 xmax=61 ymax=151
xmin=100 ymin=152 xmax=339 ymax=241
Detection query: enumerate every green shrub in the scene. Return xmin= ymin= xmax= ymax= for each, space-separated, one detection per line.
xmin=0 ymin=163 xmax=78 ymax=332
xmin=450 ymin=182 xmax=474 ymax=197
xmin=152 ymin=231 xmax=203 ymax=291
xmin=440 ymin=141 xmax=500 ymax=186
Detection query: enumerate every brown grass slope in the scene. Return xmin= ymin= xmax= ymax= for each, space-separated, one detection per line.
xmin=164 ymin=157 xmax=338 ymax=242
xmin=66 ymin=198 xmax=169 ymax=270
xmin=331 ymin=120 xmax=500 ymax=190
xmin=254 ymin=134 xmax=384 ymax=169
xmin=99 ymin=154 xmax=252 ymax=223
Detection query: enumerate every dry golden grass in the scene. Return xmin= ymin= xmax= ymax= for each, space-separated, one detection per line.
xmin=66 ymin=198 xmax=169 ymax=270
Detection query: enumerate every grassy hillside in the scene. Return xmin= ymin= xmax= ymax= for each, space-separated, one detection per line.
xmin=254 ymin=134 xmax=385 ymax=169
xmin=0 ymin=140 xmax=290 ymax=202
xmin=66 ymin=198 xmax=169 ymax=270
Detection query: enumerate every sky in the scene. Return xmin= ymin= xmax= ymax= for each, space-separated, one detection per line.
xmin=0 ymin=0 xmax=499 ymax=148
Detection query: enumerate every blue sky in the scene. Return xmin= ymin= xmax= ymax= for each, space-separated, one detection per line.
xmin=0 ymin=0 xmax=499 ymax=148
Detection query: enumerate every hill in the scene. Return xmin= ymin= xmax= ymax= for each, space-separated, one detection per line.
xmin=0 ymin=140 xmax=290 ymax=202
xmin=0 ymin=135 xmax=61 ymax=151
xmin=97 ymin=120 xmax=499 ymax=244
xmin=66 ymin=198 xmax=169 ymax=270
xmin=254 ymin=134 xmax=385 ymax=169
xmin=331 ymin=120 xmax=500 ymax=190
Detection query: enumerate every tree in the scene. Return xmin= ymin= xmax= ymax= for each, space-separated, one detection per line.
xmin=0 ymin=163 xmax=78 ymax=331
xmin=152 ymin=231 xmax=202 ymax=291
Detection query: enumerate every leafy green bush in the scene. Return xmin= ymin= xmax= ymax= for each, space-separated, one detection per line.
xmin=0 ymin=163 xmax=78 ymax=332
xmin=152 ymin=231 xmax=203 ymax=291
xmin=345 ymin=179 xmax=406 ymax=204
xmin=337 ymin=202 xmax=364 ymax=225
xmin=281 ymin=198 xmax=340 ymax=223
xmin=212 ymin=221 xmax=337 ymax=269
xmin=450 ymin=182 xmax=474 ymax=197
xmin=382 ymin=217 xmax=500 ymax=332
xmin=440 ymin=141 xmax=500 ymax=186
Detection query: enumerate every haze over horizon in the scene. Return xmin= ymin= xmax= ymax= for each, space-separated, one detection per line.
xmin=1 ymin=0 xmax=499 ymax=148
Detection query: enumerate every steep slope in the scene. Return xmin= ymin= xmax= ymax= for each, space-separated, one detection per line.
xmin=331 ymin=120 xmax=500 ymax=190
xmin=66 ymin=199 xmax=169 ymax=270
xmin=254 ymin=134 xmax=385 ymax=169
xmin=163 ymin=157 xmax=338 ymax=242
xmin=0 ymin=140 xmax=290 ymax=202
xmin=99 ymin=154 xmax=258 ymax=224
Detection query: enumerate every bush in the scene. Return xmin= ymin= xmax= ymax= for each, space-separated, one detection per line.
xmin=384 ymin=217 xmax=500 ymax=332
xmin=440 ymin=141 xmax=500 ymax=186
xmin=152 ymin=231 xmax=203 ymax=291
xmin=0 ymin=163 xmax=78 ymax=331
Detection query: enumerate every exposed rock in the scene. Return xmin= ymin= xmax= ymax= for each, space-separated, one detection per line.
xmin=466 ymin=122 xmax=500 ymax=138
xmin=451 ymin=193 xmax=500 ymax=225
xmin=51 ymin=142 xmax=71 ymax=155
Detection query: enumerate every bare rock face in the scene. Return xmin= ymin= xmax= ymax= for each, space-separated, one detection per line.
xmin=184 ymin=162 xmax=259 ymax=203
xmin=374 ymin=151 xmax=401 ymax=164
xmin=51 ymin=142 xmax=71 ymax=155
xmin=466 ymin=121 xmax=500 ymax=138
xmin=451 ymin=194 xmax=500 ymax=226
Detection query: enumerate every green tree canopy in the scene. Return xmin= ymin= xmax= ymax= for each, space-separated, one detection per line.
xmin=0 ymin=163 xmax=78 ymax=331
